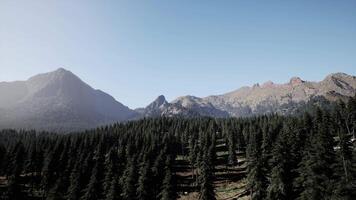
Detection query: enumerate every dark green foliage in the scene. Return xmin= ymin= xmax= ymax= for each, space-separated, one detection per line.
xmin=227 ymin=132 xmax=237 ymax=166
xmin=7 ymin=175 xmax=24 ymax=200
xmin=120 ymin=157 xmax=138 ymax=200
xmin=267 ymin=131 xmax=292 ymax=200
xmin=106 ymin=174 xmax=121 ymax=200
xmin=198 ymin=154 xmax=216 ymax=200
xmin=136 ymin=159 xmax=152 ymax=200
xmin=0 ymin=144 xmax=6 ymax=175
xmin=159 ymin=158 xmax=175 ymax=200
xmin=81 ymin=143 xmax=105 ymax=200
xmin=247 ymin=127 xmax=267 ymax=200
xmin=295 ymin=109 xmax=337 ymax=200
xmin=0 ymin=96 xmax=355 ymax=200
xmin=66 ymin=165 xmax=82 ymax=200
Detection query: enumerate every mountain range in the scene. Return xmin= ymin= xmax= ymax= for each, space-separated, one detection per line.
xmin=0 ymin=68 xmax=355 ymax=132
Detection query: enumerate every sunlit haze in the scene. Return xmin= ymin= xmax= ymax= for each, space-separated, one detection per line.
xmin=1 ymin=0 xmax=355 ymax=108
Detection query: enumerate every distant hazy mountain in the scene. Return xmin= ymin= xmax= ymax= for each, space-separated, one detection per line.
xmin=0 ymin=68 xmax=355 ymax=132
xmin=0 ymin=68 xmax=136 ymax=131
xmin=159 ymin=73 xmax=356 ymax=118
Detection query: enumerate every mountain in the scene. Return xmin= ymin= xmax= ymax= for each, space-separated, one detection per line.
xmin=0 ymin=68 xmax=137 ymax=132
xmin=137 ymin=95 xmax=229 ymax=118
xmin=145 ymin=73 xmax=356 ymax=118
xmin=1 ymin=68 xmax=355 ymax=131
xmin=135 ymin=95 xmax=198 ymax=117
xmin=135 ymin=95 xmax=170 ymax=117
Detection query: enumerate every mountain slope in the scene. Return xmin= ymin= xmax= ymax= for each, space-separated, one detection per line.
xmin=1 ymin=69 xmax=355 ymax=131
xmin=137 ymin=95 xmax=229 ymax=118
xmin=135 ymin=95 xmax=170 ymax=117
xmin=161 ymin=73 xmax=356 ymax=117
xmin=0 ymin=68 xmax=136 ymax=131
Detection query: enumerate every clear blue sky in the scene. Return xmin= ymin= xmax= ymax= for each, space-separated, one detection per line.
xmin=1 ymin=0 xmax=355 ymax=108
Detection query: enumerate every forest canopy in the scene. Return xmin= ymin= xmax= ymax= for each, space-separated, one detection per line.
xmin=0 ymin=96 xmax=355 ymax=200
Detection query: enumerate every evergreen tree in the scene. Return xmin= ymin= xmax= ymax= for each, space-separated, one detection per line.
xmin=227 ymin=132 xmax=237 ymax=166
xmin=120 ymin=157 xmax=138 ymax=200
xmin=81 ymin=143 xmax=105 ymax=200
xmin=106 ymin=174 xmax=121 ymax=200
xmin=159 ymin=156 xmax=176 ymax=200
xmin=247 ymin=128 xmax=267 ymax=200
xmin=0 ymin=144 xmax=6 ymax=175
xmin=136 ymin=159 xmax=152 ymax=200
xmin=267 ymin=132 xmax=292 ymax=200
xmin=198 ymin=153 xmax=216 ymax=200
xmin=0 ymin=99 xmax=355 ymax=200
xmin=66 ymin=164 xmax=82 ymax=200
xmin=46 ymin=177 xmax=66 ymax=200
xmin=296 ymin=108 xmax=336 ymax=200
xmin=103 ymin=148 xmax=118 ymax=196
xmin=7 ymin=174 xmax=24 ymax=200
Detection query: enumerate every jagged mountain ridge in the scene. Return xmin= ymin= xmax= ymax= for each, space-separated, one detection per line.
xmin=135 ymin=95 xmax=200 ymax=117
xmin=159 ymin=72 xmax=356 ymax=117
xmin=135 ymin=95 xmax=170 ymax=117
xmin=0 ymin=68 xmax=355 ymax=131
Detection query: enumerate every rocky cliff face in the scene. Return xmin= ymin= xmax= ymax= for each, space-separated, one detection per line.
xmin=135 ymin=95 xmax=170 ymax=117
xmin=136 ymin=95 xmax=226 ymax=118
xmin=149 ymin=73 xmax=356 ymax=118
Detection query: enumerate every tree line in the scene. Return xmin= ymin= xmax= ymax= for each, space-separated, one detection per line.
xmin=0 ymin=96 xmax=355 ymax=200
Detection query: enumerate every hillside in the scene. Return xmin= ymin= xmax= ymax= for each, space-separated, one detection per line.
xmin=161 ymin=73 xmax=356 ymax=117
xmin=0 ymin=68 xmax=137 ymax=131
xmin=1 ymin=68 xmax=355 ymax=132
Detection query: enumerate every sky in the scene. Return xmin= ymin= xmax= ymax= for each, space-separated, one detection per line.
xmin=1 ymin=0 xmax=356 ymax=108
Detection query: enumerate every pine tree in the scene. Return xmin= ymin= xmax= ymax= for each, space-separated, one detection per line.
xmin=227 ymin=132 xmax=237 ymax=166
xmin=66 ymin=153 xmax=84 ymax=200
xmin=198 ymin=152 xmax=216 ymax=200
xmin=46 ymin=176 xmax=66 ymax=200
xmin=296 ymin=108 xmax=336 ymax=200
xmin=247 ymin=128 xmax=267 ymax=200
xmin=9 ymin=141 xmax=26 ymax=177
xmin=120 ymin=157 xmax=138 ymax=200
xmin=0 ymin=144 xmax=6 ymax=175
xmin=159 ymin=156 xmax=176 ymax=200
xmin=103 ymin=148 xmax=118 ymax=196
xmin=80 ymin=164 xmax=101 ymax=200
xmin=267 ymin=132 xmax=292 ymax=200
xmin=136 ymin=159 xmax=151 ymax=200
xmin=106 ymin=174 xmax=121 ymax=200
xmin=152 ymin=150 xmax=165 ymax=197
xmin=333 ymin=102 xmax=355 ymax=199
xmin=7 ymin=174 xmax=24 ymax=200
xmin=5 ymin=141 xmax=26 ymax=199
xmin=81 ymin=143 xmax=105 ymax=200
xmin=346 ymin=96 xmax=356 ymax=138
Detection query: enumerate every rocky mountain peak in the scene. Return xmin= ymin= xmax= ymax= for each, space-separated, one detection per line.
xmin=289 ymin=77 xmax=304 ymax=86
xmin=25 ymin=68 xmax=91 ymax=100
xmin=325 ymin=72 xmax=351 ymax=80
xmin=1 ymin=69 xmax=355 ymax=131
xmin=28 ymin=68 xmax=79 ymax=85
xmin=262 ymin=81 xmax=274 ymax=87
xmin=155 ymin=95 xmax=167 ymax=104
xmin=51 ymin=67 xmax=78 ymax=80
xmin=252 ymin=83 xmax=260 ymax=88
xmin=147 ymin=95 xmax=168 ymax=109
xmin=0 ymin=68 xmax=136 ymax=131
xmin=55 ymin=67 xmax=69 ymax=73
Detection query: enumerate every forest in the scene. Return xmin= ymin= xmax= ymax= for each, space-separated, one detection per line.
xmin=0 ymin=96 xmax=355 ymax=200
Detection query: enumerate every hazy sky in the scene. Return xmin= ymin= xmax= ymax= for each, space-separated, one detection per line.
xmin=1 ymin=0 xmax=356 ymax=108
